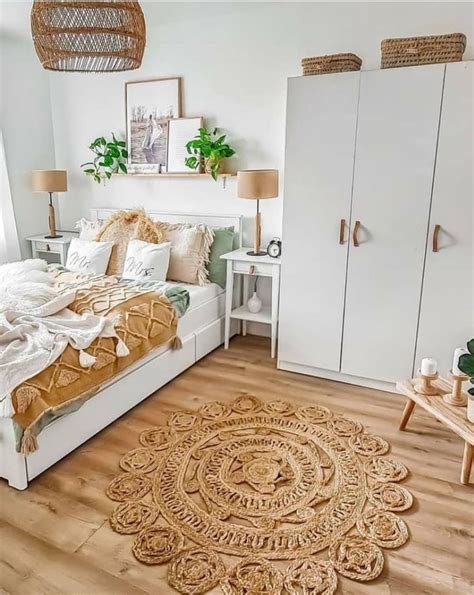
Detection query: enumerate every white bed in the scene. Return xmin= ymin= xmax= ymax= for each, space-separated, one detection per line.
xmin=0 ymin=209 xmax=242 ymax=490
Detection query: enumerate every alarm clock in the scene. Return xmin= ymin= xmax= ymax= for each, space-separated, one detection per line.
xmin=267 ymin=238 xmax=282 ymax=258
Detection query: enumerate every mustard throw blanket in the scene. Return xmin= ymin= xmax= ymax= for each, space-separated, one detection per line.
xmin=11 ymin=269 xmax=189 ymax=455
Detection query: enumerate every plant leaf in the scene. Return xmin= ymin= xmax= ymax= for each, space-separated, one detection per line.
xmin=466 ymin=338 xmax=474 ymax=355
xmin=458 ymin=353 xmax=474 ymax=377
xmin=118 ymin=162 xmax=127 ymax=173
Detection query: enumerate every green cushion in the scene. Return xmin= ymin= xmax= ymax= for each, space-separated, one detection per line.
xmin=208 ymin=227 xmax=234 ymax=288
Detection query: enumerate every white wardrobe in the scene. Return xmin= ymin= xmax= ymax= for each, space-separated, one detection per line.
xmin=278 ymin=61 xmax=473 ymax=389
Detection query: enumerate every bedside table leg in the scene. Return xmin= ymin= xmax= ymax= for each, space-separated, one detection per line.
xmin=242 ymin=275 xmax=249 ymax=337
xmin=224 ymin=261 xmax=233 ymax=349
xmin=399 ymin=399 xmax=416 ymax=431
xmin=271 ymin=264 xmax=280 ymax=359
xmin=60 ymin=243 xmax=68 ymax=266
xmin=461 ymin=442 xmax=473 ymax=485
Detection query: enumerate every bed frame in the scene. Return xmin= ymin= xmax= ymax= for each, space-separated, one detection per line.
xmin=0 ymin=209 xmax=242 ymax=490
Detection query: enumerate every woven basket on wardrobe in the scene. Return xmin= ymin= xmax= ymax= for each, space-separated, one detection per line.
xmin=381 ymin=33 xmax=466 ymax=69
xmin=301 ymin=53 xmax=362 ymax=76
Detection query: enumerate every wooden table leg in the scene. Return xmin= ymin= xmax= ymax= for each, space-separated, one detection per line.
xmin=461 ymin=442 xmax=473 ymax=485
xmin=399 ymin=399 xmax=416 ymax=431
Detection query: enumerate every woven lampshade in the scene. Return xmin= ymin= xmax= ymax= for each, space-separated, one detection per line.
xmin=31 ymin=1 xmax=146 ymax=72
xmin=237 ymin=170 xmax=279 ymax=200
xmin=32 ymin=170 xmax=68 ymax=192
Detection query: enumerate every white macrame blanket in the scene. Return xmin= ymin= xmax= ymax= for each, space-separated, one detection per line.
xmin=0 ymin=259 xmax=128 ymax=417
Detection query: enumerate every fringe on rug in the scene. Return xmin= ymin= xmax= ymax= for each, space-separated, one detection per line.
xmin=171 ymin=335 xmax=182 ymax=350
xmin=21 ymin=429 xmax=39 ymax=455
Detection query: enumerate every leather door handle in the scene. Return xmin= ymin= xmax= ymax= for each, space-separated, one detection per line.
xmin=353 ymin=220 xmax=361 ymax=247
xmin=432 ymin=224 xmax=441 ymax=253
xmin=339 ymin=219 xmax=346 ymax=245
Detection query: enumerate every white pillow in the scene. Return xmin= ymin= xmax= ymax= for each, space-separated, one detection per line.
xmin=66 ymin=238 xmax=113 ymax=274
xmin=122 ymin=240 xmax=171 ymax=282
xmin=75 ymin=218 xmax=103 ymax=240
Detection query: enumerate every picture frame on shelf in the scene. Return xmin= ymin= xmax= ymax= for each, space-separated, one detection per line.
xmin=125 ymin=77 xmax=182 ymax=173
xmin=166 ymin=117 xmax=203 ymax=173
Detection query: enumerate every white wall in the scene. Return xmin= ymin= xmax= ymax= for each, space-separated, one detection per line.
xmin=1 ymin=1 xmax=472 ymax=271
xmin=48 ymin=2 xmax=473 ymax=245
xmin=0 ymin=3 xmax=56 ymax=258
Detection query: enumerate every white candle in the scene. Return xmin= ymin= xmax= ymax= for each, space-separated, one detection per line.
xmin=421 ymin=358 xmax=437 ymax=376
xmin=452 ymin=348 xmax=468 ymax=376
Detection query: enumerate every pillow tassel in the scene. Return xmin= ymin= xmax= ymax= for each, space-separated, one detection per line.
xmin=79 ymin=349 xmax=97 ymax=368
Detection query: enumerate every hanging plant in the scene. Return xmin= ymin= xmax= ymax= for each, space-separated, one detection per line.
xmin=81 ymin=133 xmax=128 ymax=184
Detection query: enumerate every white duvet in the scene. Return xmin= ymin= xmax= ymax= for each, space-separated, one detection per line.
xmin=0 ymin=259 xmax=128 ymax=417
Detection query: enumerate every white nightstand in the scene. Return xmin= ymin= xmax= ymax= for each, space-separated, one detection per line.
xmin=221 ymin=248 xmax=281 ymax=358
xmin=26 ymin=232 xmax=77 ymax=266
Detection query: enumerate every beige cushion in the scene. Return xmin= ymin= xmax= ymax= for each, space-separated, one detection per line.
xmin=95 ymin=210 xmax=163 ymax=276
xmin=155 ymin=222 xmax=213 ymax=285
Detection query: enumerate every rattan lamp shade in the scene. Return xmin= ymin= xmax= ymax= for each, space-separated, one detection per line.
xmin=31 ymin=0 xmax=146 ymax=72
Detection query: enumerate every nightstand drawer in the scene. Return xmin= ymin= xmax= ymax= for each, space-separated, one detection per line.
xmin=233 ymin=261 xmax=274 ymax=276
xmin=34 ymin=241 xmax=61 ymax=254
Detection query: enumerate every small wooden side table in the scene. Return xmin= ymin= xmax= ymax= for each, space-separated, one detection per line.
xmin=396 ymin=377 xmax=473 ymax=485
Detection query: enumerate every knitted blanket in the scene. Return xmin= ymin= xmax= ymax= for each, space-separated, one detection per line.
xmin=0 ymin=260 xmax=125 ymax=418
xmin=9 ymin=268 xmax=189 ymax=454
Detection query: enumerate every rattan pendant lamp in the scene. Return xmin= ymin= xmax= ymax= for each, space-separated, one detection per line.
xmin=31 ymin=0 xmax=146 ymax=72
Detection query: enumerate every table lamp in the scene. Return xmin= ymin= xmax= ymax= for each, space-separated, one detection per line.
xmin=32 ymin=170 xmax=67 ymax=238
xmin=237 ymin=169 xmax=279 ymax=256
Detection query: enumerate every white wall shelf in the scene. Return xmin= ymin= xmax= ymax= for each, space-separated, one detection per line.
xmin=118 ymin=172 xmax=236 ymax=188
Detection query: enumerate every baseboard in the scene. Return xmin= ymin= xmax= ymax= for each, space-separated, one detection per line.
xmin=247 ymin=322 xmax=271 ymax=338
xmin=277 ymin=360 xmax=397 ymax=393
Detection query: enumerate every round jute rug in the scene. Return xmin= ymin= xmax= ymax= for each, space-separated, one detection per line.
xmin=106 ymin=395 xmax=413 ymax=594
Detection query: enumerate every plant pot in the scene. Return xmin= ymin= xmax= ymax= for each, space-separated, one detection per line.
xmin=204 ymin=157 xmax=222 ymax=176
xmin=468 ymin=393 xmax=474 ymax=423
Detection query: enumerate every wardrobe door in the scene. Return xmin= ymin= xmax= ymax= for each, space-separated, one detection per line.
xmin=415 ymin=62 xmax=473 ymax=371
xmin=341 ymin=65 xmax=445 ymax=382
xmin=278 ymin=73 xmax=360 ymax=371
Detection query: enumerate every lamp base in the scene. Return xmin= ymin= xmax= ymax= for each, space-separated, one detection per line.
xmin=247 ymin=250 xmax=267 ymax=257
xmin=44 ymin=234 xmax=63 ymax=239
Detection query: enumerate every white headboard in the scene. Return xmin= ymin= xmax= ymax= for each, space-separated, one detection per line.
xmin=90 ymin=208 xmax=242 ymax=248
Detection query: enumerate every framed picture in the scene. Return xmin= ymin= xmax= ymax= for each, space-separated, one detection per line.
xmin=166 ymin=117 xmax=203 ymax=173
xmin=125 ymin=77 xmax=182 ymax=171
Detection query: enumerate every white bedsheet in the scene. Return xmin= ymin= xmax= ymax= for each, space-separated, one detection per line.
xmin=167 ymin=282 xmax=224 ymax=311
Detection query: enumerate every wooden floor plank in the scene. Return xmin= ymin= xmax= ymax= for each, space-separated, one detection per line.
xmin=0 ymin=521 xmax=145 ymax=595
xmin=0 ymin=336 xmax=472 ymax=594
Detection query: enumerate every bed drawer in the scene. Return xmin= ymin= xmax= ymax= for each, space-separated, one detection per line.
xmin=195 ymin=316 xmax=238 ymax=360
xmin=26 ymin=335 xmax=196 ymax=480
xmin=232 ymin=261 xmax=273 ymax=276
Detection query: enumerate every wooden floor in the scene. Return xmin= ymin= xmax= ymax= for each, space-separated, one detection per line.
xmin=0 ymin=336 xmax=473 ymax=594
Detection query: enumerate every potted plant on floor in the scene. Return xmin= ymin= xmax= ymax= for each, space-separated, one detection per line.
xmin=185 ymin=127 xmax=235 ymax=180
xmin=458 ymin=339 xmax=474 ymax=422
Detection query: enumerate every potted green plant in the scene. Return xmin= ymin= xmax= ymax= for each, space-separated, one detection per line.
xmin=81 ymin=133 xmax=128 ymax=184
xmin=458 ymin=339 xmax=474 ymax=422
xmin=185 ymin=127 xmax=235 ymax=180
